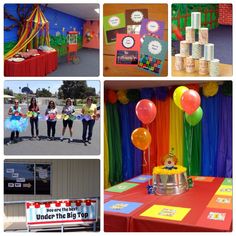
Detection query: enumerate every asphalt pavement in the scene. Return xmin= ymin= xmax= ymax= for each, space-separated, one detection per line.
xmin=4 ymin=104 xmax=100 ymax=155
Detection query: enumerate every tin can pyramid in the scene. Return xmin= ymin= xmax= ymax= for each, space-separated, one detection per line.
xmin=175 ymin=12 xmax=220 ymax=77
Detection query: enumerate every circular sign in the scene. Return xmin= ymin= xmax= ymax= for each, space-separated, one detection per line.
xmin=147 ymin=21 xmax=159 ymax=33
xmin=131 ymin=11 xmax=144 ymax=23
xmin=122 ymin=36 xmax=135 ymax=49
xmin=108 ymin=16 xmax=120 ymax=27
xmin=148 ymin=40 xmax=162 ymax=55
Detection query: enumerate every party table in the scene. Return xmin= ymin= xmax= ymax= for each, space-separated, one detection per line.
xmin=104 ymin=175 xmax=232 ymax=232
xmin=4 ymin=51 xmax=58 ymax=77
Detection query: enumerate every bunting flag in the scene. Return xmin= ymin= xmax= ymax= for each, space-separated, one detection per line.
xmin=4 ymin=5 xmax=50 ymax=60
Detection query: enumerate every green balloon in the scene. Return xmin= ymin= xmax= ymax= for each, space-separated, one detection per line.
xmin=185 ymin=107 xmax=203 ymax=126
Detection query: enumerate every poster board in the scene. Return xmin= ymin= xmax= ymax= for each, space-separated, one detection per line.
xmin=25 ymin=199 xmax=98 ymax=227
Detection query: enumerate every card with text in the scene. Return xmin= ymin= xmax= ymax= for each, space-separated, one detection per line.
xmin=115 ymin=34 xmax=140 ymax=66
xmin=106 ymin=182 xmax=138 ymax=193
xmin=138 ymin=36 xmax=167 ymax=75
xmin=126 ymin=9 xmax=148 ymax=34
xmin=140 ymin=19 xmax=165 ymax=43
xmin=207 ymin=195 xmax=232 ymax=210
xmin=104 ymin=13 xmax=126 ymax=45
xmin=140 ymin=204 xmax=191 ymax=221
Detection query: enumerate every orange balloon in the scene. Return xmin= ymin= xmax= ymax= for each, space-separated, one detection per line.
xmin=131 ymin=128 xmax=152 ymax=151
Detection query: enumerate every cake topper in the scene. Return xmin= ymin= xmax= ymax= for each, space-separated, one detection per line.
xmin=162 ymin=148 xmax=177 ymax=170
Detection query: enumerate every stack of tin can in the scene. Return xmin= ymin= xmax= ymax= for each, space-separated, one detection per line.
xmin=174 ymin=12 xmax=220 ymax=77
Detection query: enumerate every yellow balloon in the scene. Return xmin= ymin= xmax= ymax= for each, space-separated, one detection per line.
xmin=173 ymin=86 xmax=189 ymax=110
xmin=131 ymin=128 xmax=152 ymax=151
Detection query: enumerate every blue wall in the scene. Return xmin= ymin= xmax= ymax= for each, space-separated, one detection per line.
xmin=4 ymin=4 xmax=85 ymax=43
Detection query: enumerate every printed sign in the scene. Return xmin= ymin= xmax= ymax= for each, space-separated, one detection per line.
xmin=106 ymin=182 xmax=138 ymax=193
xmin=140 ymin=19 xmax=164 ymax=42
xmin=207 ymin=195 xmax=232 ymax=210
xmin=138 ymin=36 xmax=167 ymax=76
xmin=104 ymin=13 xmax=126 ymax=44
xmin=25 ymin=199 xmax=97 ymax=226
xmin=215 ymin=185 xmax=232 ymax=196
xmin=126 ymin=9 xmax=148 ymax=34
xmin=104 ymin=200 xmax=143 ymax=214
xmin=140 ymin=204 xmax=191 ymax=221
xmin=115 ymin=34 xmax=140 ymax=66
xmin=128 ymin=175 xmax=152 ymax=183
xmin=4 ymin=162 xmax=51 ymax=195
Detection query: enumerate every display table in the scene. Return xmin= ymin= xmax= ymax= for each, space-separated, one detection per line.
xmin=4 ymin=51 xmax=58 ymax=76
xmin=104 ymin=176 xmax=232 ymax=232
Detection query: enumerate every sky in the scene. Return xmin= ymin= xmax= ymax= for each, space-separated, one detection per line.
xmin=4 ymin=80 xmax=100 ymax=94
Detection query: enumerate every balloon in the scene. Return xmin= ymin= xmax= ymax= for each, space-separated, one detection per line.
xmin=181 ymin=89 xmax=201 ymax=114
xmin=135 ymin=99 xmax=157 ymax=124
xmin=131 ymin=128 xmax=152 ymax=151
xmin=173 ymin=86 xmax=189 ymax=110
xmin=185 ymin=107 xmax=203 ymax=126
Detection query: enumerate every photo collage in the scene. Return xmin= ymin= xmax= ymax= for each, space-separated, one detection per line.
xmin=1 ymin=0 xmax=233 ymax=234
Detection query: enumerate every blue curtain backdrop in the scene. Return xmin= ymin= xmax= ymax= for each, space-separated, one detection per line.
xmin=217 ymin=91 xmax=232 ymax=177
xmin=201 ymin=93 xmax=220 ymax=176
xmin=118 ymin=102 xmax=142 ymax=180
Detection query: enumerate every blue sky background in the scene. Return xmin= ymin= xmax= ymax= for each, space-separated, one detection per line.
xmin=4 ymin=80 xmax=100 ymax=94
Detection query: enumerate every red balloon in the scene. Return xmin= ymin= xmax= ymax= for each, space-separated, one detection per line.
xmin=181 ymin=89 xmax=201 ymax=115
xmin=135 ymin=99 xmax=157 ymax=124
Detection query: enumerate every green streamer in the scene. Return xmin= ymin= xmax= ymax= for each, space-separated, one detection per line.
xmin=106 ymin=103 xmax=122 ymax=185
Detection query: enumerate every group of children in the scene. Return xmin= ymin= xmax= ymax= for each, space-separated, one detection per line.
xmin=7 ymin=97 xmax=97 ymax=145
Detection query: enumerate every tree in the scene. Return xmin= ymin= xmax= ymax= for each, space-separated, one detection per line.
xmin=4 ymin=4 xmax=48 ymax=40
xmin=4 ymin=87 xmax=13 ymax=96
xmin=58 ymin=81 xmax=96 ymax=99
xmin=36 ymin=88 xmax=52 ymax=97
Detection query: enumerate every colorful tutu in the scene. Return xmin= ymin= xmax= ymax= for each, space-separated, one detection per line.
xmin=5 ymin=116 xmax=28 ymax=132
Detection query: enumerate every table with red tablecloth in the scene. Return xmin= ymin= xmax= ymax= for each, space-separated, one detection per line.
xmin=104 ymin=176 xmax=232 ymax=232
xmin=4 ymin=51 xmax=58 ymax=76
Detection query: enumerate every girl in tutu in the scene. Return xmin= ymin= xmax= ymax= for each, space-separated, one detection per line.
xmin=6 ymin=99 xmax=27 ymax=144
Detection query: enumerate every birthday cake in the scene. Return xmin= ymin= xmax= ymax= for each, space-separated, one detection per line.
xmin=152 ymin=150 xmax=189 ymax=195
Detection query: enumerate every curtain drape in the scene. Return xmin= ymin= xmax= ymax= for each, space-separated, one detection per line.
xmin=104 ymin=105 xmax=110 ymax=188
xmin=106 ymin=103 xmax=122 ymax=185
xmin=201 ymin=93 xmax=220 ymax=176
xmin=217 ymin=92 xmax=232 ymax=177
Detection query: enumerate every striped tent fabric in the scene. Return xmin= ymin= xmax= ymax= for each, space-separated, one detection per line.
xmin=4 ymin=5 xmax=50 ymax=60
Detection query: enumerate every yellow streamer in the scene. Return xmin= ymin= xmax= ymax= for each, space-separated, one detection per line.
xmin=169 ymin=98 xmax=184 ymax=165
xmin=104 ymin=105 xmax=110 ymax=188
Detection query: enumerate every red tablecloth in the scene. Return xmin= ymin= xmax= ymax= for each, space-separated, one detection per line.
xmin=4 ymin=51 xmax=58 ymax=76
xmin=104 ymin=177 xmax=232 ymax=232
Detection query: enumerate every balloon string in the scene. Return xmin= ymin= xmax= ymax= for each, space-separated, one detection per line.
xmin=143 ymin=151 xmax=147 ymax=167
xmin=147 ymin=125 xmax=151 ymax=185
